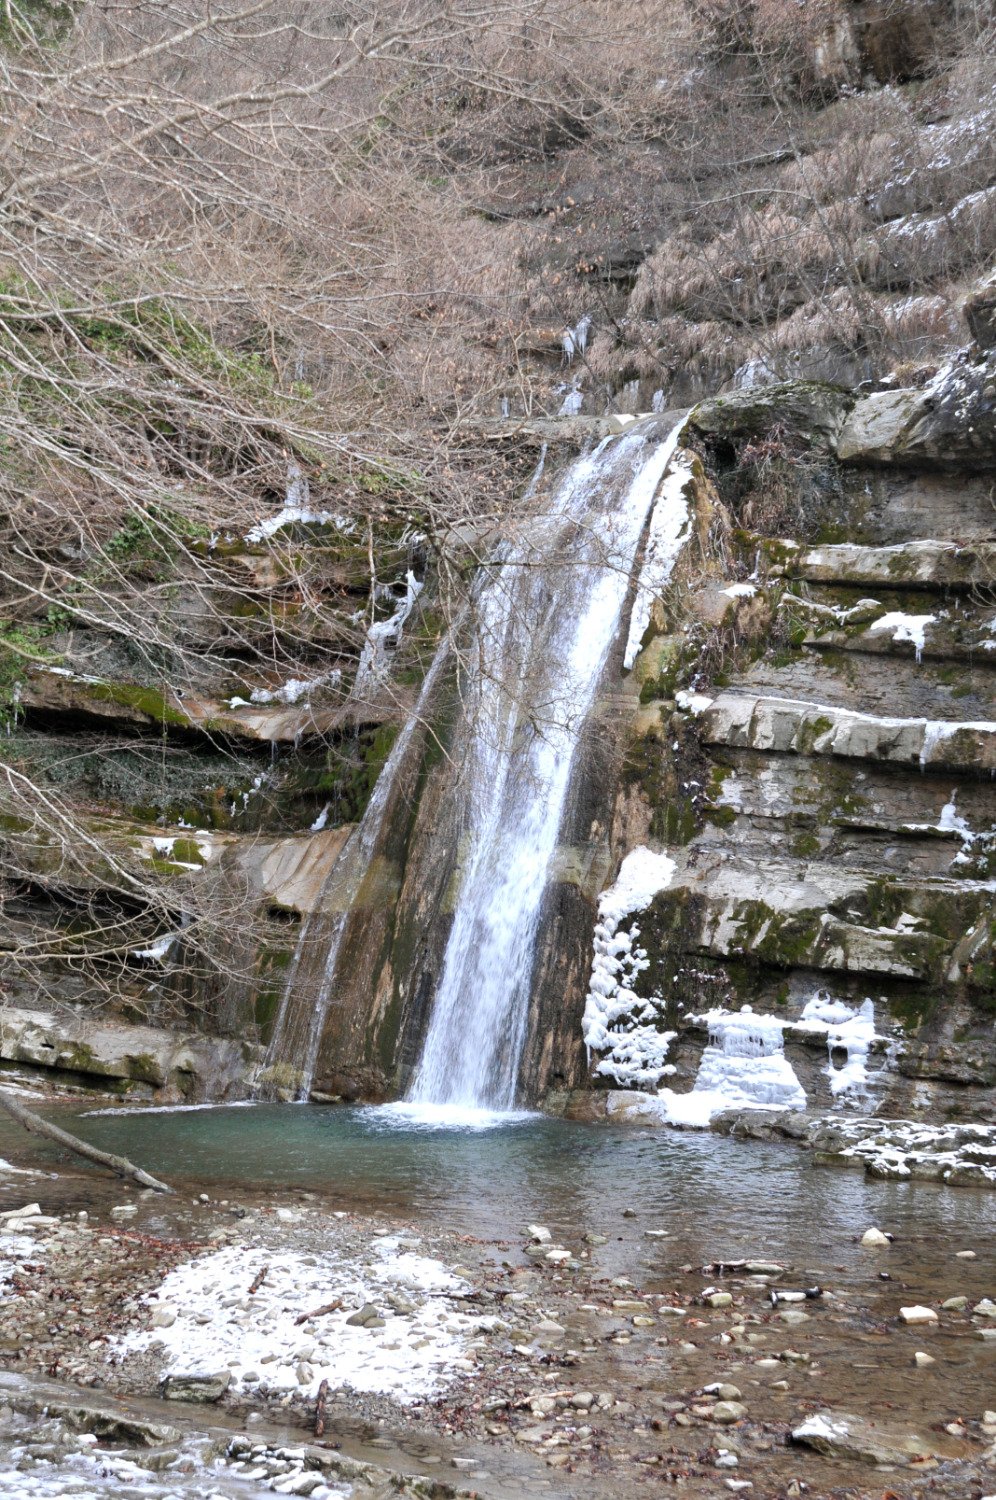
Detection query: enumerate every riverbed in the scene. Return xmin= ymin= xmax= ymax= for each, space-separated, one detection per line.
xmin=1 ymin=1100 xmax=995 ymax=1498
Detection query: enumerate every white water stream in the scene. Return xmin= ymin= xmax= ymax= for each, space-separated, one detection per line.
xmin=263 ymin=637 xmax=453 ymax=1096
xmin=407 ymin=419 xmax=687 ymax=1112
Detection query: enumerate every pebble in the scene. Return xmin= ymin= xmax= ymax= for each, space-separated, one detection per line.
xmin=860 ymin=1228 xmax=890 ymax=1248
xmin=714 ymin=1449 xmax=738 ymax=1468
xmin=527 ymin=1225 xmax=551 ymax=1244
xmin=974 ymin=1299 xmax=996 ymax=1318
xmin=955 ymin=1250 xmax=977 ymax=1260
xmin=941 ymin=1296 xmax=968 ymax=1311
xmin=914 ymin=1351 xmax=936 ymax=1367
xmin=712 ymin=1401 xmax=748 ymax=1423
xmin=704 ymin=1383 xmax=742 ymax=1401
xmin=901 ymin=1305 xmax=938 ymax=1324
xmin=707 ymin=1292 xmax=733 ymax=1308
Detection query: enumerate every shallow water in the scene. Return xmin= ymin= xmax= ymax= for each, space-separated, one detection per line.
xmin=10 ymin=1102 xmax=995 ymax=1280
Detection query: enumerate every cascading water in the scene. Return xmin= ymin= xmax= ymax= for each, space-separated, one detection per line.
xmin=262 ymin=637 xmax=452 ymax=1097
xmin=406 ymin=418 xmax=687 ymax=1113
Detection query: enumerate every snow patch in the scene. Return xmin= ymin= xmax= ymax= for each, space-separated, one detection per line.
xmin=115 ymin=1236 xmax=477 ymax=1402
xmin=131 ymin=933 xmax=178 ymax=963
xmin=822 ymin=1117 xmax=996 ymax=1185
xmin=675 ymin=689 xmax=714 ymax=715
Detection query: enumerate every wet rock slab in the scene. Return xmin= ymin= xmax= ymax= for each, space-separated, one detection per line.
xmin=791 ymin=1409 xmax=945 ymax=1465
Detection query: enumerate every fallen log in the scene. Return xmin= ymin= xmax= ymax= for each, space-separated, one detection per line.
xmin=0 ymin=1087 xmax=171 ymax=1192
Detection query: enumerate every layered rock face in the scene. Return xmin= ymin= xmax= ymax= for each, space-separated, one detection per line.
xmin=583 ymin=353 xmax=995 ymax=1130
xmin=0 ymin=496 xmax=437 ymax=1100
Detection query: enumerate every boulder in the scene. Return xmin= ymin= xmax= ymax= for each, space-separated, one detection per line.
xmin=791 ymin=1410 xmax=940 ymax=1465
xmin=691 ymin=382 xmax=853 ymax=452
xmin=160 ymin=1371 xmax=232 ymax=1402
xmin=964 ymin=268 xmax=996 ymax=349
xmin=837 ymin=351 xmax=996 ymax=469
xmin=0 ymin=1005 xmax=255 ymax=1098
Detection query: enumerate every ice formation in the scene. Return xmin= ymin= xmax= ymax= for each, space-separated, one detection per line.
xmin=796 ymin=994 xmax=880 ymax=1100
xmin=562 ymin=314 xmax=592 ymax=363
xmin=582 ymin=847 xmax=678 ymax=1088
xmin=353 ymin=571 xmax=423 ymax=692
xmin=245 ymin=463 xmax=347 ymax=542
xmin=623 ymin=444 xmax=693 ymax=669
xmin=655 ymin=1006 xmax=806 ymax=1127
xmin=867 ymin=610 xmax=936 ymax=663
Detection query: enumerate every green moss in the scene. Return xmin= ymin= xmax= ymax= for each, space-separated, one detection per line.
xmin=885 ymin=989 xmax=938 ymax=1032
xmin=128 ymin=1052 xmax=164 ymax=1085
xmin=87 ymin=679 xmax=190 ymax=727
xmin=169 ymin=837 xmax=205 ymax=866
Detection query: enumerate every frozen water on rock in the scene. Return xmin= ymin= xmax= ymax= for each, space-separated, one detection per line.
xmin=583 ymin=847 xmax=678 ymax=1088
xmin=562 ymin=314 xmax=592 ymax=363
xmin=353 ymin=571 xmax=423 ymax=693
xmin=867 ymin=610 xmax=936 ymax=662
xmin=245 ymin=463 xmax=349 ymax=543
xmin=409 ymin=424 xmax=688 ymax=1110
xmin=796 ymin=994 xmax=881 ymax=1101
xmin=655 ymin=1007 xmax=807 ymax=1127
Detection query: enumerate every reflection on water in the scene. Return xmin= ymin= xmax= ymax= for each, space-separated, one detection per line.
xmin=8 ymin=1102 xmax=992 ymax=1282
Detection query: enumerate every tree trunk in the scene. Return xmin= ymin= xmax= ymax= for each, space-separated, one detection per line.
xmin=0 ymin=1088 xmax=171 ymax=1193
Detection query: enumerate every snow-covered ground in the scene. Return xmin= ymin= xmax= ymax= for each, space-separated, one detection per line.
xmin=115 ymin=1234 xmax=483 ymax=1402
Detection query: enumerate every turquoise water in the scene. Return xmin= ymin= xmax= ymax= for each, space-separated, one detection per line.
xmin=14 ymin=1102 xmax=991 ymax=1278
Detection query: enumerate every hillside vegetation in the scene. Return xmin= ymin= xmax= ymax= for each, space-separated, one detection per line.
xmin=0 ymin=0 xmax=992 ymax=1047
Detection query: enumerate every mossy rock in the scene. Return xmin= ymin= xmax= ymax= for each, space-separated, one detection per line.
xmin=691 ymin=382 xmax=854 ymax=452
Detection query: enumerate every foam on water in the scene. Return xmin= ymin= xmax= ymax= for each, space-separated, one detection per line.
xmin=367 ymin=1101 xmax=537 ymax=1132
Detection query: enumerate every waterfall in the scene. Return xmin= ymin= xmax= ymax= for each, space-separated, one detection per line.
xmin=406 ymin=418 xmax=686 ymax=1113
xmin=262 ymin=637 xmax=452 ymax=1097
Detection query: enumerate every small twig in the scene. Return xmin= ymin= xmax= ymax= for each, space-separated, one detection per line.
xmin=295 ymin=1298 xmax=343 ymax=1325
xmin=248 ymin=1265 xmax=269 ymax=1295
